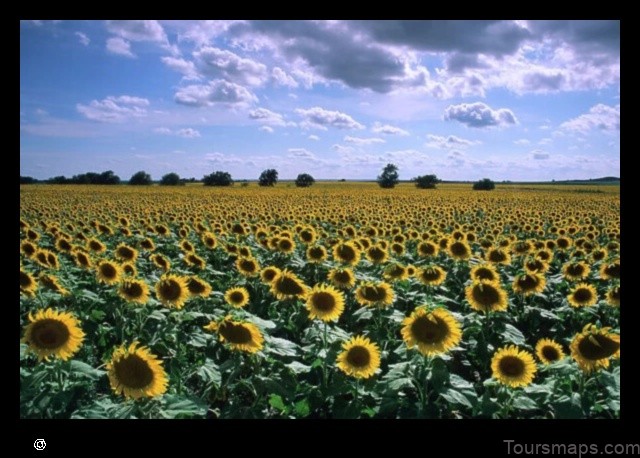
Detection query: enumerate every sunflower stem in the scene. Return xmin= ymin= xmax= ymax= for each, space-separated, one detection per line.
xmin=322 ymin=321 xmax=328 ymax=390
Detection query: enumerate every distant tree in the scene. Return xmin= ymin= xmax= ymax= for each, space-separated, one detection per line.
xmin=203 ymin=171 xmax=234 ymax=186
xmin=49 ymin=175 xmax=70 ymax=184
xmin=129 ymin=171 xmax=152 ymax=185
xmin=377 ymin=163 xmax=399 ymax=188
xmin=99 ymin=170 xmax=120 ymax=184
xmin=20 ymin=176 xmax=38 ymax=184
xmin=160 ymin=172 xmax=182 ymax=186
xmin=259 ymin=169 xmax=278 ymax=187
xmin=413 ymin=174 xmax=440 ymax=189
xmin=473 ymin=178 xmax=496 ymax=191
xmin=295 ymin=173 xmax=315 ymax=187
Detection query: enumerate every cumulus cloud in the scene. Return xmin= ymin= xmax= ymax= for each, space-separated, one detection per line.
xmin=106 ymin=20 xmax=168 ymax=43
xmin=174 ymin=80 xmax=257 ymax=107
xmin=444 ymin=102 xmax=517 ymax=128
xmin=371 ymin=122 xmax=409 ymax=136
xmin=75 ymin=32 xmax=90 ymax=46
xmin=272 ymin=67 xmax=298 ymax=87
xmin=161 ymin=57 xmax=199 ymax=80
xmin=425 ymin=134 xmax=479 ymax=149
xmin=560 ymin=104 xmax=620 ymax=133
xmin=106 ymin=37 xmax=135 ymax=58
xmin=287 ymin=148 xmax=315 ymax=159
xmin=176 ymin=128 xmax=201 ymax=138
xmin=531 ymin=150 xmax=550 ymax=160
xmin=308 ymin=135 xmax=320 ymax=141
xmin=248 ymin=108 xmax=288 ymax=126
xmin=514 ymin=139 xmax=531 ymax=146
xmin=77 ymin=95 xmax=149 ymax=122
xmin=296 ymin=107 xmax=364 ymax=130
xmin=193 ymin=46 xmax=268 ymax=86
xmin=344 ymin=136 xmax=385 ymax=145
xmin=259 ymin=125 xmax=274 ymax=133
xmin=332 ymin=144 xmax=355 ymax=154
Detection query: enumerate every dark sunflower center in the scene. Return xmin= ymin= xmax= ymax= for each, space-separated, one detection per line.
xmin=229 ymin=291 xmax=245 ymax=303
xmin=20 ymin=271 xmax=33 ymax=288
xmin=474 ymin=268 xmax=495 ymax=281
xmin=517 ymin=274 xmax=538 ymax=291
xmin=262 ymin=270 xmax=277 ymax=282
xmin=204 ymin=237 xmax=215 ymax=247
xmin=311 ymin=292 xmax=336 ymax=312
xmin=22 ymin=244 xmax=36 ymax=256
xmin=159 ymin=280 xmax=182 ymax=301
xmin=89 ymin=241 xmax=103 ymax=251
xmin=117 ymin=247 xmax=135 ymax=260
xmin=123 ymin=282 xmax=143 ymax=298
xmin=386 ymin=265 xmax=405 ymax=277
xmin=308 ymin=247 xmax=325 ymax=259
xmin=573 ymin=288 xmax=594 ymax=303
xmin=188 ymin=280 xmax=206 ymax=294
xmin=336 ymin=245 xmax=356 ymax=262
xmin=538 ymin=252 xmax=550 ymax=261
xmin=578 ymin=334 xmax=620 ymax=360
xmin=219 ymin=322 xmax=253 ymax=344
xmin=333 ymin=271 xmax=352 ymax=284
xmin=610 ymin=288 xmax=620 ymax=301
xmin=240 ymin=260 xmax=257 ymax=272
xmin=31 ymin=319 xmax=70 ymax=349
xmin=77 ymin=253 xmax=90 ymax=266
xmin=346 ymin=346 xmax=371 ymax=368
xmin=488 ymin=250 xmax=507 ymax=262
xmin=300 ymin=231 xmax=314 ymax=242
xmin=155 ymin=257 xmax=168 ymax=268
xmin=279 ymin=240 xmax=293 ymax=251
xmin=36 ymin=253 xmax=47 ymax=263
xmin=411 ymin=316 xmax=447 ymax=344
xmin=100 ymin=264 xmax=117 ymax=279
xmin=542 ymin=346 xmax=560 ymax=361
xmin=450 ymin=242 xmax=469 ymax=257
xmin=421 ymin=269 xmax=441 ymax=283
xmin=276 ymin=276 xmax=305 ymax=295
xmin=566 ymin=264 xmax=585 ymax=276
xmin=472 ymin=284 xmax=500 ymax=308
xmin=498 ymin=355 xmax=525 ymax=377
xmin=557 ymin=239 xmax=570 ymax=249
xmin=368 ymin=247 xmax=386 ymax=261
xmin=114 ymin=354 xmax=154 ymax=389
xmin=604 ymin=264 xmax=620 ymax=279
xmin=361 ymin=285 xmax=387 ymax=301
xmin=141 ymin=240 xmax=153 ymax=249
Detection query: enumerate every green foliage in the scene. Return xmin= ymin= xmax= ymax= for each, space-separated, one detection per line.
xmin=203 ymin=171 xmax=234 ymax=186
xmin=129 ymin=171 xmax=152 ymax=185
xmin=295 ymin=173 xmax=315 ymax=187
xmin=160 ymin=173 xmax=182 ymax=186
xmin=473 ymin=178 xmax=496 ymax=191
xmin=259 ymin=169 xmax=278 ymax=187
xmin=377 ymin=163 xmax=399 ymax=188
xmin=413 ymin=174 xmax=440 ymax=189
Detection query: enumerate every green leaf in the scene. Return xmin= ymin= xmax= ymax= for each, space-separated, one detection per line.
xmin=161 ymin=395 xmax=207 ymax=419
xmin=449 ymin=374 xmax=474 ymax=390
xmin=385 ymin=377 xmax=414 ymax=391
xmin=90 ymin=309 xmax=107 ymax=321
xmin=268 ymin=394 xmax=287 ymax=413
xmin=246 ymin=315 xmax=277 ymax=330
xmin=265 ymin=336 xmax=298 ymax=357
xmin=440 ymin=388 xmax=473 ymax=409
xmin=294 ymin=399 xmax=310 ymax=417
xmin=70 ymin=360 xmax=105 ymax=380
xmin=553 ymin=394 xmax=584 ymax=419
xmin=285 ymin=361 xmax=311 ymax=374
xmin=503 ymin=324 xmax=526 ymax=345
xmin=513 ymin=395 xmax=539 ymax=411
xmin=188 ymin=332 xmax=209 ymax=348
xmin=197 ymin=359 xmax=221 ymax=387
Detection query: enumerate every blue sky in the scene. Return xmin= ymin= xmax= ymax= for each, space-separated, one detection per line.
xmin=20 ymin=20 xmax=620 ymax=181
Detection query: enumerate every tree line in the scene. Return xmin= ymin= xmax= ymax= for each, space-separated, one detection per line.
xmin=21 ymin=165 xmax=496 ymax=190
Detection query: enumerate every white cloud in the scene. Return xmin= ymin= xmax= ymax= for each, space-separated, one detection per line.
xmin=560 ymin=104 xmax=620 ymax=133
xmin=75 ymin=32 xmax=90 ymax=46
xmin=106 ymin=20 xmax=168 ymax=43
xmin=296 ymin=107 xmax=365 ymax=130
xmin=344 ymin=136 xmax=385 ymax=145
xmin=371 ymin=122 xmax=409 ymax=136
xmin=272 ymin=67 xmax=298 ymax=87
xmin=425 ymin=134 xmax=479 ymax=149
xmin=531 ymin=150 xmax=550 ymax=160
xmin=106 ymin=37 xmax=135 ymax=58
xmin=287 ymin=148 xmax=315 ymax=159
xmin=154 ymin=127 xmax=172 ymax=134
xmin=161 ymin=57 xmax=199 ymax=80
xmin=514 ymin=139 xmax=530 ymax=145
xmin=153 ymin=127 xmax=201 ymax=138
xmin=259 ymin=126 xmax=274 ymax=133
xmin=308 ymin=135 xmax=320 ymax=141
xmin=77 ymin=95 xmax=149 ymax=122
xmin=248 ymin=108 xmax=288 ymax=126
xmin=332 ymin=144 xmax=355 ymax=154
xmin=193 ymin=46 xmax=268 ymax=86
xmin=444 ymin=102 xmax=517 ymax=128
xmin=174 ymin=80 xmax=257 ymax=107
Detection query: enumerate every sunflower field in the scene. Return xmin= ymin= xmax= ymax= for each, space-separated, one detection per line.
xmin=19 ymin=182 xmax=620 ymax=419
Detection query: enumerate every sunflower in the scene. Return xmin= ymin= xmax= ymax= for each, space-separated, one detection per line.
xmin=562 ymin=261 xmax=591 ymax=282
xmin=20 ymin=269 xmax=38 ymax=297
xmin=276 ymin=237 xmax=296 ymax=254
xmin=115 ymin=243 xmax=138 ymax=262
xmin=55 ymin=237 xmax=73 ymax=252
xmin=366 ymin=245 xmax=389 ymax=264
xmin=556 ymin=236 xmax=572 ymax=251
xmin=151 ymin=253 xmax=171 ymax=271
xmin=491 ymin=346 xmax=537 ymax=388
xmin=224 ymin=286 xmax=250 ymax=308
xmin=73 ymin=250 xmax=93 ymax=269
xmin=535 ymin=249 xmax=553 ymax=263
xmin=383 ymin=263 xmax=408 ymax=282
xmin=118 ymin=279 xmax=150 ymax=305
xmin=155 ymin=275 xmax=190 ymax=309
xmin=179 ymin=239 xmax=195 ymax=253
xmin=306 ymin=245 xmax=328 ymax=263
xmin=96 ymin=260 xmax=122 ymax=285
xmin=34 ymin=249 xmax=54 ymax=269
xmin=186 ymin=276 xmax=212 ymax=298
xmin=107 ymin=342 xmax=168 ymax=399
xmin=417 ymin=241 xmax=439 ymax=258
xmin=485 ymin=248 xmax=511 ymax=265
xmin=401 ymin=307 xmax=462 ymax=356
xmin=204 ymin=316 xmax=264 ymax=354
xmin=22 ymin=308 xmax=84 ymax=361
xmin=38 ymin=273 xmax=70 ymax=295
xmin=332 ymin=241 xmax=361 ymax=266
xmin=512 ymin=272 xmax=546 ymax=296
xmin=327 ymin=267 xmax=356 ymax=289
xmin=606 ymin=285 xmax=620 ymax=307
xmin=260 ymin=266 xmax=281 ymax=284
xmin=599 ymin=259 xmax=620 ymax=280
xmin=201 ymin=232 xmax=217 ymax=249
xmin=416 ymin=265 xmax=447 ymax=286
xmin=355 ymin=281 xmax=394 ymax=308
xmin=535 ymin=338 xmax=565 ymax=365
xmin=235 ymin=257 xmax=260 ymax=277
xmin=405 ymin=264 xmax=417 ymax=277
xmin=304 ymin=284 xmax=345 ymax=322
xmin=567 ymin=283 xmax=598 ymax=308
xmin=139 ymin=237 xmax=156 ymax=251
xmin=270 ymin=269 xmax=309 ymax=301
xmin=523 ymin=257 xmax=549 ymax=274
xmin=20 ymin=240 xmax=37 ymax=258
xmin=299 ymin=227 xmax=317 ymax=245
xmin=465 ymin=280 xmax=508 ymax=313
xmin=336 ymin=335 xmax=381 ymax=379
xmin=570 ymin=324 xmax=620 ymax=373
xmin=470 ymin=264 xmax=499 ymax=283
xmin=86 ymin=238 xmax=106 ymax=254
xmin=448 ymin=240 xmax=471 ymax=261
xmin=590 ymin=248 xmax=608 ymax=263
